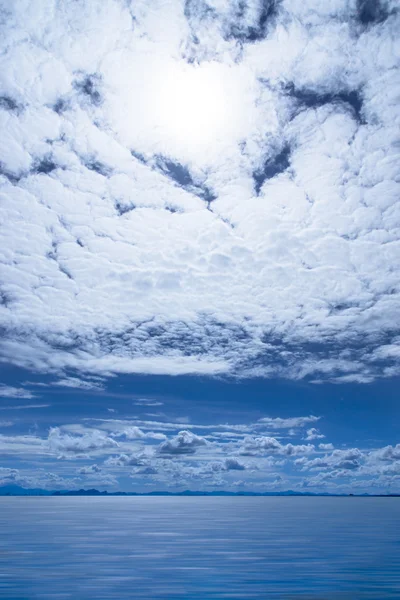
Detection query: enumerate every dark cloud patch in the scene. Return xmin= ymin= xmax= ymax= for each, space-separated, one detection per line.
xmin=19 ymin=317 xmax=251 ymax=365
xmin=285 ymin=84 xmax=364 ymax=124
xmin=196 ymin=185 xmax=217 ymax=206
xmin=165 ymin=205 xmax=184 ymax=214
xmin=253 ymin=144 xmax=290 ymax=194
xmin=83 ymin=159 xmax=112 ymax=177
xmin=46 ymin=240 xmax=73 ymax=280
xmin=0 ymin=96 xmax=20 ymax=112
xmin=184 ymin=0 xmax=215 ymax=22
xmin=356 ymin=0 xmax=390 ymax=25
xmin=224 ymin=0 xmax=280 ymax=43
xmin=0 ymin=163 xmax=21 ymax=184
xmin=337 ymin=91 xmax=364 ymax=122
xmin=155 ymin=155 xmax=217 ymax=206
xmin=225 ymin=458 xmax=246 ymax=470
xmin=131 ymin=150 xmax=147 ymax=164
xmin=0 ymin=290 xmax=13 ymax=308
xmin=74 ymin=74 xmax=102 ymax=106
xmin=328 ymin=301 xmax=360 ymax=315
xmin=53 ymin=98 xmax=69 ymax=114
xmin=156 ymin=157 xmax=195 ymax=188
xmin=33 ymin=157 xmax=58 ymax=175
xmin=115 ymin=201 xmax=136 ymax=216
xmin=158 ymin=430 xmax=208 ymax=455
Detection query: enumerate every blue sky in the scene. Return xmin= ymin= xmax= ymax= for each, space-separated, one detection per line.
xmin=1 ymin=364 xmax=400 ymax=493
xmin=0 ymin=0 xmax=399 ymax=493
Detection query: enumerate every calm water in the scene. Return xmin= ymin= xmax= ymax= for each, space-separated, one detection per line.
xmin=0 ymin=497 xmax=399 ymax=599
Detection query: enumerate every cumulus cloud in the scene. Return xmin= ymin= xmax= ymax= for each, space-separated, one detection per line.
xmin=224 ymin=458 xmax=246 ymax=471
xmin=304 ymin=428 xmax=325 ymax=441
xmin=295 ymin=448 xmax=364 ymax=472
xmin=368 ymin=444 xmax=400 ymax=462
xmin=105 ymin=453 xmax=148 ymax=467
xmin=78 ymin=464 xmax=101 ymax=474
xmin=158 ymin=430 xmax=209 ymax=455
xmin=0 ymin=0 xmax=398 ymax=383
xmin=47 ymin=427 xmax=119 ymax=457
xmin=239 ymin=435 xmax=314 ymax=456
xmin=319 ymin=443 xmax=334 ymax=451
xmin=0 ymin=466 xmax=80 ymax=490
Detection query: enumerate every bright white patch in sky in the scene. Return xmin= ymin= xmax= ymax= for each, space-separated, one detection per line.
xmin=152 ymin=61 xmax=230 ymax=154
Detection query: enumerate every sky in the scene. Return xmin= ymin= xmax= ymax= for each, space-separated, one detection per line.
xmin=0 ymin=0 xmax=399 ymax=494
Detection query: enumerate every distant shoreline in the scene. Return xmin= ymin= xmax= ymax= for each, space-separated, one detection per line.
xmin=1 ymin=486 xmax=399 ymax=498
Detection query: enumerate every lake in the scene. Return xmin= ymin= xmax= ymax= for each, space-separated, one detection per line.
xmin=0 ymin=497 xmax=399 ymax=598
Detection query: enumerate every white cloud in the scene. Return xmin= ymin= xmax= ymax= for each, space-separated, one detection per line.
xmin=134 ymin=398 xmax=164 ymax=406
xmin=368 ymin=444 xmax=400 ymax=462
xmin=53 ymin=377 xmax=105 ymax=390
xmin=304 ymin=428 xmax=325 ymax=441
xmin=78 ymin=464 xmax=101 ymax=474
xmin=319 ymin=443 xmax=334 ymax=451
xmin=0 ymin=0 xmax=398 ymax=382
xmin=105 ymin=453 xmax=148 ymax=467
xmin=258 ymin=415 xmax=320 ymax=429
xmin=0 ymin=466 xmax=80 ymax=491
xmin=239 ymin=435 xmax=314 ymax=456
xmin=0 ymin=385 xmax=36 ymax=399
xmin=47 ymin=427 xmax=119 ymax=457
xmin=295 ymin=448 xmax=364 ymax=472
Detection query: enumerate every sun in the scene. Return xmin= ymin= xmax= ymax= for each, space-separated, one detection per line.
xmin=152 ymin=60 xmax=230 ymax=155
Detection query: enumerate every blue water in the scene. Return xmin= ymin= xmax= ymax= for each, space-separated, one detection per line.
xmin=0 ymin=497 xmax=399 ymax=599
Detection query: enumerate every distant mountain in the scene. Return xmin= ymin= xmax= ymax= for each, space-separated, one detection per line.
xmin=1 ymin=485 xmax=398 ymax=497
xmin=0 ymin=484 xmax=51 ymax=496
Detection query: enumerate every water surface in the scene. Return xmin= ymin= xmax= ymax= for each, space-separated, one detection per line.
xmin=0 ymin=497 xmax=399 ymax=599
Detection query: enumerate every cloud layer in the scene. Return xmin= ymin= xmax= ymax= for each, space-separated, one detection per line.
xmin=0 ymin=0 xmax=399 ymax=382
xmin=1 ymin=410 xmax=399 ymax=493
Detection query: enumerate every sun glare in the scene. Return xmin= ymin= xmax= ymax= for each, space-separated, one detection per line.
xmin=152 ymin=61 xmax=230 ymax=152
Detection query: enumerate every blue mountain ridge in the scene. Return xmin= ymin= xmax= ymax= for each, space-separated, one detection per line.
xmin=1 ymin=485 xmax=398 ymax=497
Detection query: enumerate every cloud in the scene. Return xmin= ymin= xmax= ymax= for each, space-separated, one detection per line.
xmin=239 ymin=435 xmax=314 ymax=456
xmin=224 ymin=458 xmax=246 ymax=471
xmin=0 ymin=0 xmax=397 ymax=383
xmin=133 ymin=398 xmax=164 ymax=407
xmin=319 ymin=443 xmax=334 ymax=451
xmin=78 ymin=464 xmax=101 ymax=474
xmin=53 ymin=377 xmax=105 ymax=391
xmin=296 ymin=448 xmax=364 ymax=472
xmin=258 ymin=415 xmax=320 ymax=429
xmin=304 ymin=428 xmax=325 ymax=441
xmin=368 ymin=444 xmax=400 ymax=462
xmin=47 ymin=427 xmax=119 ymax=456
xmin=0 ymin=385 xmax=36 ymax=399
xmin=114 ymin=425 xmax=166 ymax=441
xmin=0 ymin=404 xmax=50 ymax=410
xmin=158 ymin=430 xmax=209 ymax=455
xmin=105 ymin=453 xmax=147 ymax=467
xmin=0 ymin=466 xmax=80 ymax=490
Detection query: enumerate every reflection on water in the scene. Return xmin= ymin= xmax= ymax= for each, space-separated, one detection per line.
xmin=0 ymin=497 xmax=399 ymax=599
